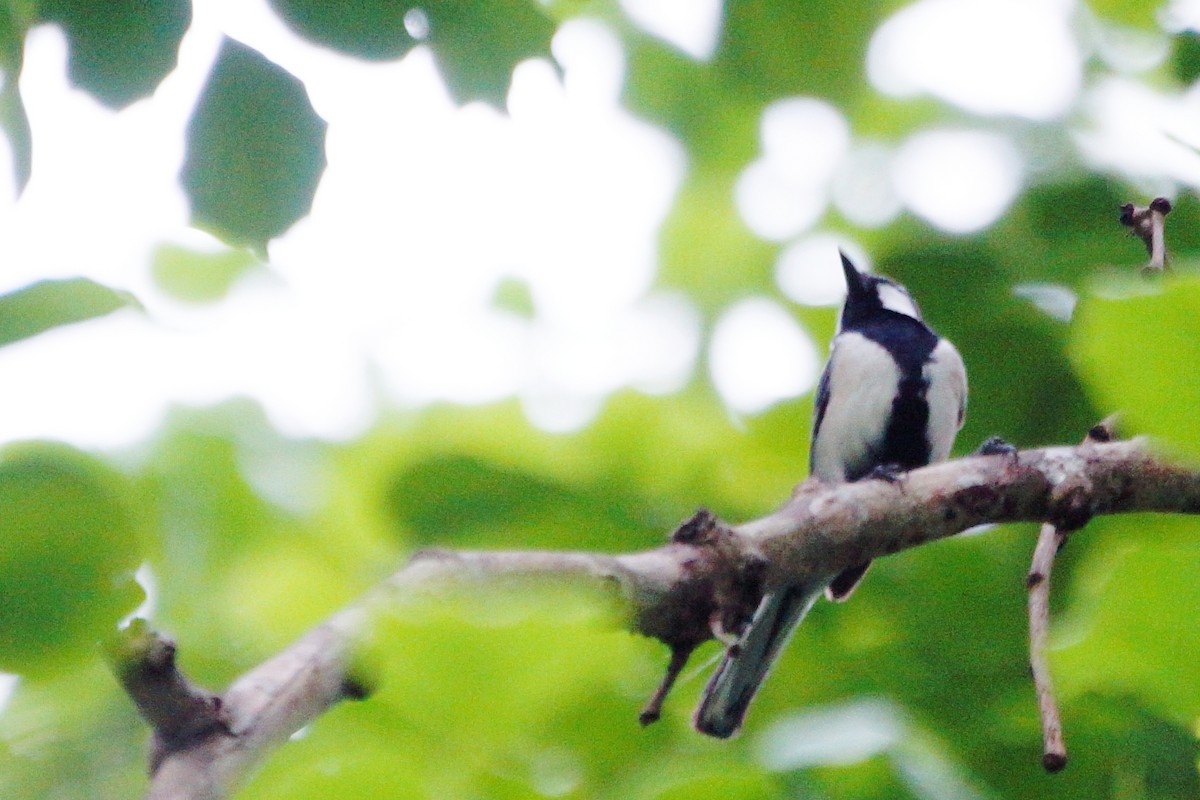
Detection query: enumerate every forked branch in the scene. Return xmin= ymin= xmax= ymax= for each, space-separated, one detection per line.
xmin=1024 ymin=418 xmax=1118 ymax=773
xmin=1119 ymin=197 xmax=1172 ymax=272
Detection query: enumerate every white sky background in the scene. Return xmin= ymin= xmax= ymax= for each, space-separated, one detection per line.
xmin=0 ymin=0 xmax=1197 ymax=449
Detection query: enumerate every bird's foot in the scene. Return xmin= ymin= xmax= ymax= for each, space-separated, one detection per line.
xmin=866 ymin=463 xmax=905 ymax=483
xmin=976 ymin=435 xmax=1017 ymax=457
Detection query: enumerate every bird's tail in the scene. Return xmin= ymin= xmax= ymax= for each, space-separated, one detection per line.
xmin=693 ymin=578 xmax=830 ymax=738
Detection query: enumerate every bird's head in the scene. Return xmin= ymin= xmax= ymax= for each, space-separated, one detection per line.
xmin=839 ymin=251 xmax=922 ymax=325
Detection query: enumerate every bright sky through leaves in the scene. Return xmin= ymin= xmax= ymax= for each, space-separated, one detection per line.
xmin=0 ymin=0 xmax=1197 ymax=444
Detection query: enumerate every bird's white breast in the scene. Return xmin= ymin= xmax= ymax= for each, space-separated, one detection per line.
xmin=811 ymin=332 xmax=901 ymax=482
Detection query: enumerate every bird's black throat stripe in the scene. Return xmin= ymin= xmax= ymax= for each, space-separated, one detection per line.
xmin=846 ymin=310 xmax=939 ymax=480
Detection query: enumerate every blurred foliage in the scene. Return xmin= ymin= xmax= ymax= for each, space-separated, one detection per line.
xmin=2 ymin=1 xmax=1200 ymax=799
xmin=491 ymin=277 xmax=537 ymax=318
xmin=0 ymin=277 xmax=138 ymax=347
xmin=1172 ymin=30 xmax=1200 ymax=84
xmin=151 ymin=243 xmax=262 ymax=304
xmin=35 ymin=0 xmax=190 ymax=108
xmin=1055 ymin=515 xmax=1200 ymax=722
xmin=268 ymin=0 xmax=418 ymax=61
xmin=421 ymin=0 xmax=557 ymax=106
xmin=0 ymin=442 xmax=144 ymax=675
xmin=1072 ymin=275 xmax=1200 ymax=461
xmin=181 ymin=37 xmax=327 ymax=253
xmin=0 ymin=0 xmax=31 ymax=190
xmin=269 ymin=0 xmax=555 ymax=104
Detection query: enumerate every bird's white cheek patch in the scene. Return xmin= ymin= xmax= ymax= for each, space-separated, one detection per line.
xmin=811 ymin=333 xmax=900 ymax=481
xmin=877 ymin=284 xmax=921 ymax=320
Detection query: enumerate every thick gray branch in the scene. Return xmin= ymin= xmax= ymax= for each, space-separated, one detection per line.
xmin=738 ymin=438 xmax=1200 ymax=583
xmin=124 ymin=437 xmax=1200 ymax=799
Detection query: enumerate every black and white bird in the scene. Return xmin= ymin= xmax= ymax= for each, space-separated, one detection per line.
xmin=694 ymin=251 xmax=968 ymax=738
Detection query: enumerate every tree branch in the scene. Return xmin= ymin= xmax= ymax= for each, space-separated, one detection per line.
xmin=1023 ymin=418 xmax=1117 ymax=773
xmin=1120 ymin=197 xmax=1172 ymax=272
xmin=114 ymin=436 xmax=1200 ymax=799
xmin=106 ymin=620 xmax=231 ymax=775
xmin=1028 ymin=521 xmax=1068 ymax=772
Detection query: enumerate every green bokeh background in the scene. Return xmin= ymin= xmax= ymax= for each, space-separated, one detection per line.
xmin=2 ymin=1 xmax=1200 ymax=798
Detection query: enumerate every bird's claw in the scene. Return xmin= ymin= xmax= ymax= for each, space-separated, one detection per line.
xmin=866 ymin=463 xmax=905 ymax=483
xmin=976 ymin=435 xmax=1017 ymax=457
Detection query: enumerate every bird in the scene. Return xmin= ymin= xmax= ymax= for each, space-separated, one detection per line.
xmin=694 ymin=251 xmax=968 ymax=738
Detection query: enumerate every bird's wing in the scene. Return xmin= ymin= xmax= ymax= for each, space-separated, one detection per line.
xmin=924 ymin=337 xmax=969 ymax=463
xmin=810 ymin=358 xmax=833 ymax=456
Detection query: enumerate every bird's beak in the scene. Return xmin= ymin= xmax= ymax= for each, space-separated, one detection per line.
xmin=840 ymin=251 xmax=866 ymax=299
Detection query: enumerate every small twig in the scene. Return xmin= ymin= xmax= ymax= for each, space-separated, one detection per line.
xmin=1024 ymin=416 xmax=1118 ymax=773
xmin=105 ymin=619 xmax=231 ymax=773
xmin=1119 ymin=197 xmax=1172 ymax=273
xmin=1027 ymin=521 xmax=1068 ymax=772
xmin=634 ymin=509 xmax=762 ymax=722
xmin=638 ymin=644 xmax=695 ymax=725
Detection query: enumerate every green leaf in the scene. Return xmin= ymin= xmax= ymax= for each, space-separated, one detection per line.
xmin=0 ymin=3 xmax=29 ymax=191
xmin=423 ymin=0 xmax=557 ymax=106
xmin=151 ymin=243 xmax=262 ymax=303
xmin=1070 ymin=276 xmax=1200 ymax=459
xmin=1083 ymin=0 xmax=1163 ymax=31
xmin=1172 ymin=31 xmax=1200 ymax=85
xmin=0 ymin=72 xmax=30 ymax=193
xmin=1055 ymin=515 xmax=1200 ymax=719
xmin=267 ymin=0 xmax=417 ymax=60
xmin=0 ymin=277 xmax=139 ymax=348
xmin=181 ymin=38 xmax=327 ymax=252
xmin=491 ymin=276 xmax=535 ymax=318
xmin=37 ymin=0 xmax=190 ymax=108
xmin=0 ymin=442 xmax=145 ymax=675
